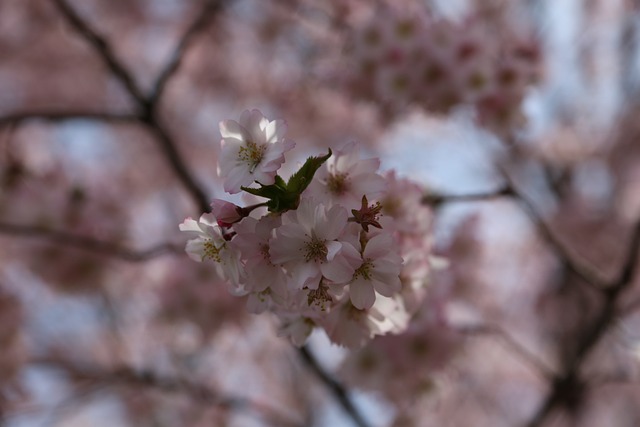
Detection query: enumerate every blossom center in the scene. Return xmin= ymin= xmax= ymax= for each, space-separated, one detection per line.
xmin=238 ymin=141 xmax=267 ymax=172
xmin=327 ymin=172 xmax=349 ymax=195
xmin=203 ymin=240 xmax=224 ymax=262
xmin=260 ymin=243 xmax=275 ymax=266
xmin=353 ymin=259 xmax=373 ymax=280
xmin=303 ymin=235 xmax=328 ymax=262
xmin=307 ymin=283 xmax=332 ymax=311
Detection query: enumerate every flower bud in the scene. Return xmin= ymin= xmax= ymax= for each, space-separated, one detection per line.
xmin=210 ymin=199 xmax=243 ymax=227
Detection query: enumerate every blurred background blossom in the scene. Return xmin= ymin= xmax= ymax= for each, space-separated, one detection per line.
xmin=2 ymin=0 xmax=640 ymax=426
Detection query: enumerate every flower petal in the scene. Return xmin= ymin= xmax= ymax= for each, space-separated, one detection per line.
xmin=350 ymin=278 xmax=376 ymax=310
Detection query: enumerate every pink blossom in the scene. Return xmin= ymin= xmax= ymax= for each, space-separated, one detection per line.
xmin=210 ymin=199 xmax=243 ymax=227
xmin=179 ymin=213 xmax=243 ymax=287
xmin=269 ymin=198 xmax=361 ymax=289
xmin=232 ymin=215 xmax=287 ymax=297
xmin=348 ymin=232 xmax=403 ymax=310
xmin=306 ymin=142 xmax=387 ymax=211
xmin=218 ymin=109 xmax=295 ymax=194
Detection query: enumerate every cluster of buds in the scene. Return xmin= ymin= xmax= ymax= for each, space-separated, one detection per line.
xmin=179 ymin=110 xmax=436 ymax=348
xmin=341 ymin=3 xmax=540 ymax=132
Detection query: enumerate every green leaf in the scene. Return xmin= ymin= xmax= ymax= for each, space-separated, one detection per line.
xmin=274 ymin=175 xmax=288 ymax=190
xmin=239 ymin=149 xmax=332 ymax=214
xmin=286 ymin=149 xmax=332 ymax=195
xmin=240 ymin=184 xmax=282 ymax=200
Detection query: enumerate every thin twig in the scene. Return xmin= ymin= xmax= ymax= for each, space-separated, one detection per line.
xmin=32 ymin=357 xmax=302 ymax=427
xmin=298 ymin=346 xmax=371 ymax=427
xmin=52 ymin=0 xmax=212 ymax=213
xmin=49 ymin=5 xmax=371 ymax=427
xmin=422 ymin=185 xmax=514 ymax=207
xmin=52 ymin=0 xmax=147 ymax=106
xmin=524 ymin=220 xmax=640 ymax=427
xmin=148 ymin=0 xmax=225 ymax=110
xmin=499 ymin=171 xmax=609 ymax=292
xmin=0 ymin=222 xmax=183 ymax=262
xmin=0 ymin=112 xmax=138 ymax=127
xmin=457 ymin=324 xmax=557 ymax=380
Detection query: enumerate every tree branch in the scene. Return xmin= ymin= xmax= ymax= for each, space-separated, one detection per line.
xmin=52 ymin=0 xmax=213 ymax=213
xmin=499 ymin=173 xmax=609 ymax=292
xmin=52 ymin=0 xmax=147 ymax=106
xmin=32 ymin=357 xmax=302 ymax=427
xmin=148 ymin=0 xmax=225 ymax=111
xmin=48 ymin=6 xmax=373 ymax=427
xmin=298 ymin=346 xmax=371 ymax=427
xmin=457 ymin=324 xmax=557 ymax=380
xmin=0 ymin=222 xmax=182 ymax=262
xmin=0 ymin=111 xmax=138 ymax=127
xmin=524 ymin=220 xmax=640 ymax=427
xmin=424 ymin=182 xmax=609 ymax=290
xmin=422 ymin=185 xmax=514 ymax=206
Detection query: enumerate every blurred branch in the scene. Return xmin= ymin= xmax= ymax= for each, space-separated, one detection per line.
xmin=52 ymin=0 xmax=147 ymax=105
xmin=422 ymin=185 xmax=514 ymax=207
xmin=425 ymin=181 xmax=609 ymax=290
xmin=502 ymin=177 xmax=609 ymax=291
xmin=588 ymin=373 xmax=640 ymax=389
xmin=52 ymin=0 xmax=220 ymax=213
xmin=621 ymin=295 xmax=640 ymax=316
xmin=491 ymin=144 xmax=609 ymax=291
xmin=32 ymin=357 xmax=302 ymax=427
xmin=457 ymin=324 xmax=556 ymax=380
xmin=49 ymin=6 xmax=372 ymax=427
xmin=525 ymin=220 xmax=640 ymax=427
xmin=298 ymin=346 xmax=371 ymax=427
xmin=0 ymin=111 xmax=139 ymax=127
xmin=0 ymin=222 xmax=183 ymax=262
xmin=148 ymin=0 xmax=226 ymax=110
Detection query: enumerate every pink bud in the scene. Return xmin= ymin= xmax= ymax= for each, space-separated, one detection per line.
xmin=210 ymin=199 xmax=243 ymax=227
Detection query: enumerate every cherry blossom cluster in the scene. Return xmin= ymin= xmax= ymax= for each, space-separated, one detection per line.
xmin=340 ymin=3 xmax=540 ymax=131
xmin=180 ymin=109 xmax=437 ymax=348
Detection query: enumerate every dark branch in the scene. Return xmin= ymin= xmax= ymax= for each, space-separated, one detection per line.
xmin=148 ymin=0 xmax=225 ymax=110
xmin=52 ymin=0 xmax=213 ymax=213
xmin=524 ymin=220 xmax=640 ymax=427
xmin=47 ymin=5 xmax=372 ymax=427
xmin=422 ymin=185 xmax=514 ymax=206
xmin=457 ymin=324 xmax=556 ymax=380
xmin=298 ymin=346 xmax=371 ymax=427
xmin=424 ymin=183 xmax=609 ymax=290
xmin=0 ymin=111 xmax=139 ymax=127
xmin=143 ymin=122 xmax=211 ymax=213
xmin=499 ymin=175 xmax=609 ymax=291
xmin=52 ymin=0 xmax=147 ymax=106
xmin=0 ymin=222 xmax=182 ymax=262
xmin=33 ymin=357 xmax=302 ymax=427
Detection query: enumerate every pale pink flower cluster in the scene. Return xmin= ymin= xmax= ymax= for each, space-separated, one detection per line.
xmin=180 ymin=110 xmax=437 ymax=348
xmin=341 ymin=3 xmax=540 ymax=132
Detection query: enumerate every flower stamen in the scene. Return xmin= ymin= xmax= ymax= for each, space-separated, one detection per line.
xmin=238 ymin=141 xmax=267 ymax=173
xmin=303 ymin=235 xmax=328 ymax=262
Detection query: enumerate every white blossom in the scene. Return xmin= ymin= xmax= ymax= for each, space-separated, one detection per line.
xmin=218 ymin=109 xmax=295 ymax=194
